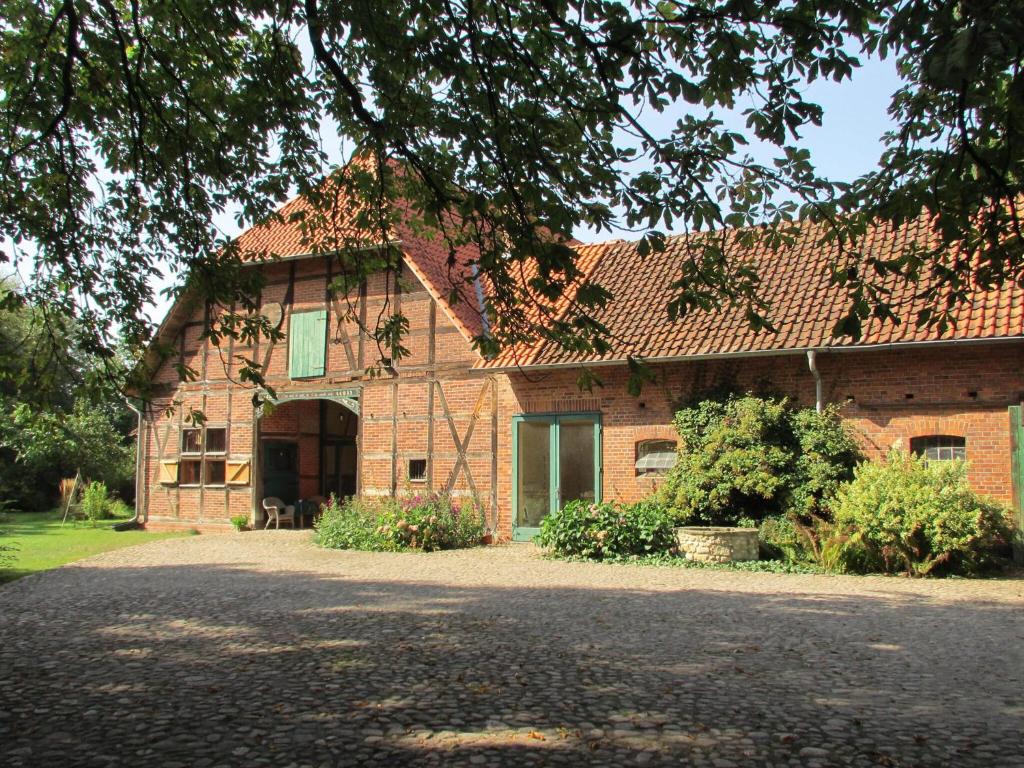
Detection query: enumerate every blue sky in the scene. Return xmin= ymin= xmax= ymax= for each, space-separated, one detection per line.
xmin=206 ymin=53 xmax=905 ymax=239
xmin=171 ymin=53 xmax=906 ymax=322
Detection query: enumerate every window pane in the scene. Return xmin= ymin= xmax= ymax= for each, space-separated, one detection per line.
xmin=408 ymin=458 xmax=427 ymax=481
xmin=179 ymin=460 xmax=202 ymax=484
xmin=911 ymin=435 xmax=966 ymax=461
xmin=636 ymin=440 xmax=677 ymax=475
xmin=559 ymin=419 xmax=596 ymax=505
xmin=517 ymin=421 xmax=551 ymax=528
xmin=638 ymin=440 xmax=676 ymax=458
xmin=205 ymin=428 xmax=226 ymax=453
xmin=181 ymin=429 xmax=201 ymax=454
xmin=205 ymin=460 xmax=226 ymax=485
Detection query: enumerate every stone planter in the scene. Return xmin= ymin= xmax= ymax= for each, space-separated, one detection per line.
xmin=674 ymin=526 xmax=759 ymax=563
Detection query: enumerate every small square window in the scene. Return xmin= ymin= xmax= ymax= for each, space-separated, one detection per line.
xmin=408 ymin=458 xmax=427 ymax=482
xmin=179 ymin=459 xmax=202 ymax=485
xmin=205 ymin=428 xmax=227 ymax=454
xmin=181 ymin=428 xmax=202 ymax=454
xmin=205 ymin=459 xmax=226 ymax=485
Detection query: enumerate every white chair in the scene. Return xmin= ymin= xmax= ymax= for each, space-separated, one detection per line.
xmin=262 ymin=496 xmax=295 ymax=529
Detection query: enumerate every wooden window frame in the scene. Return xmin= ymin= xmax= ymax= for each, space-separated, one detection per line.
xmin=178 ymin=425 xmax=229 ymax=486
xmin=180 ymin=427 xmax=202 ymax=456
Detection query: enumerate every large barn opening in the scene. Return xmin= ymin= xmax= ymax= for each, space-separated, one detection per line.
xmin=256 ymin=397 xmax=359 ymax=528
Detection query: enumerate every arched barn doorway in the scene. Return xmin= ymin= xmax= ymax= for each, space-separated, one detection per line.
xmin=255 ymin=393 xmax=360 ymax=528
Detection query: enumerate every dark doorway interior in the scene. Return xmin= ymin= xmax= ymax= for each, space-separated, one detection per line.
xmin=263 ymin=441 xmax=299 ymax=503
xmin=320 ymin=401 xmax=358 ymax=500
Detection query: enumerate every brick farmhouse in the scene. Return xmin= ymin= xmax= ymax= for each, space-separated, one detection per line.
xmin=135 ymin=178 xmax=1024 ymax=540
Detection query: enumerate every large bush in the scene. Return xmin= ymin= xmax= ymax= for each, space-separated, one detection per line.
xmin=316 ymin=493 xmax=484 ymax=552
xmin=658 ymin=395 xmax=861 ymax=526
xmin=829 ymin=451 xmax=1014 ymax=576
xmin=536 ymin=499 xmax=677 ymax=560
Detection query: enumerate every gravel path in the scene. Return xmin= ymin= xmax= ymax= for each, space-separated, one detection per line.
xmin=1 ymin=533 xmax=1023 ymax=767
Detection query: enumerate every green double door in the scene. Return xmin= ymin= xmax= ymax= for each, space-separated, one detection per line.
xmin=512 ymin=414 xmax=601 ymax=541
xmin=1010 ymin=406 xmax=1024 ymax=563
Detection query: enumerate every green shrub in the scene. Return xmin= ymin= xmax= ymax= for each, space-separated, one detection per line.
xmin=316 ymin=496 xmax=401 ymax=551
xmin=80 ymin=481 xmax=113 ymax=523
xmin=230 ymin=514 xmax=249 ymax=531
xmin=0 ymin=508 xmax=15 ymax=566
xmin=830 ymin=450 xmax=1014 ymax=576
xmin=759 ymin=515 xmax=813 ymax=562
xmin=316 ymin=493 xmax=484 ymax=552
xmin=788 ymin=407 xmax=863 ymax=517
xmin=536 ymin=499 xmax=677 ymax=560
xmin=658 ymin=395 xmax=860 ymax=527
xmin=759 ymin=512 xmax=852 ymax=570
xmin=108 ymin=499 xmax=133 ymax=520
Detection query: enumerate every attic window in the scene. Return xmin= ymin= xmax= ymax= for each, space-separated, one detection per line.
xmin=910 ymin=435 xmax=966 ymax=462
xmin=635 ymin=440 xmax=677 ymax=476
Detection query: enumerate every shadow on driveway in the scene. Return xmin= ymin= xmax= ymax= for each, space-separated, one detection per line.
xmin=1 ymin=550 xmax=1022 ymax=767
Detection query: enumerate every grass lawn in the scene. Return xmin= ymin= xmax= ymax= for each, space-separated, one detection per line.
xmin=0 ymin=510 xmax=190 ymax=584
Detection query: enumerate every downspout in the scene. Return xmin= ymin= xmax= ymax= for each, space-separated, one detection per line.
xmin=806 ymin=350 xmax=823 ymax=413
xmin=115 ymin=397 xmax=145 ymax=530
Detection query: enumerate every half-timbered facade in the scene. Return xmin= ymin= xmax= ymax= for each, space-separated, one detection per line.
xmin=136 ymin=172 xmax=1024 ymax=540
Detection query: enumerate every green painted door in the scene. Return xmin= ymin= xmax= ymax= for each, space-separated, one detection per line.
xmin=263 ymin=440 xmax=299 ymax=505
xmin=1009 ymin=406 xmax=1024 ymax=564
xmin=512 ymin=414 xmax=601 ymax=541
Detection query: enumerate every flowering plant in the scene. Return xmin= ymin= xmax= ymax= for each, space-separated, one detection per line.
xmin=316 ymin=493 xmax=484 ymax=552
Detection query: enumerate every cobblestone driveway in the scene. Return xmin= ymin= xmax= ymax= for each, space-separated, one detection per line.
xmin=1 ymin=533 xmax=1022 ymax=767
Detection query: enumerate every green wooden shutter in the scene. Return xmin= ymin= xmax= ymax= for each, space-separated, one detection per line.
xmin=288 ymin=310 xmax=327 ymax=379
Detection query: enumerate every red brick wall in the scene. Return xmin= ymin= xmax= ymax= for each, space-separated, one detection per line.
xmin=496 ymin=343 xmax=1024 ymax=535
xmin=142 ymin=251 xmax=1023 ymax=538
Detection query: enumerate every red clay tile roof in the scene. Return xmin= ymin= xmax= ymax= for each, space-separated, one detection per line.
xmin=232 ymin=170 xmax=488 ymax=344
xmin=227 ymin=156 xmax=1023 ymax=370
xmin=480 ymin=213 xmax=1024 ymax=369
